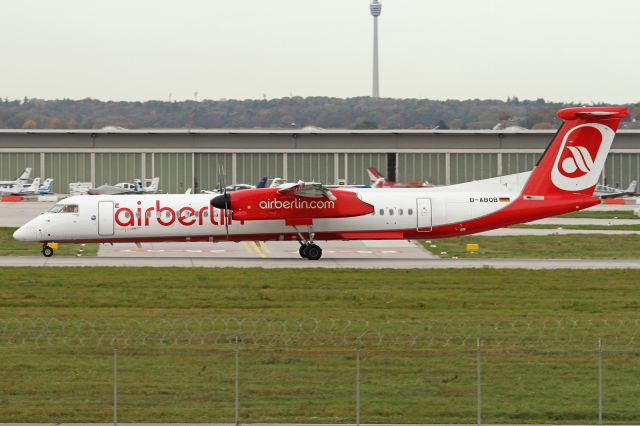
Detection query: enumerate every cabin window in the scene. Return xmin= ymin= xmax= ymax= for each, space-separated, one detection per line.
xmin=123 ymin=211 xmax=130 ymax=219
xmin=146 ymin=211 xmax=152 ymax=218
xmin=399 ymin=209 xmax=403 ymax=215
xmin=379 ymin=209 xmax=384 ymax=216
xmin=165 ymin=211 xmax=171 ymax=219
xmin=408 ymin=208 xmax=413 ymax=215
xmin=204 ymin=211 xmax=209 ymax=218
xmin=389 ymin=209 xmax=394 ymax=216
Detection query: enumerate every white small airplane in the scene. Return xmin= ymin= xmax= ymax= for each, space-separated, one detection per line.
xmin=1 ymin=177 xmax=41 ymax=196
xmin=201 ymin=177 xmax=268 ymax=194
xmin=594 ymin=180 xmax=637 ymax=199
xmin=14 ymin=107 xmax=628 ymax=260
xmin=88 ymin=177 xmax=160 ymax=195
xmin=0 ymin=167 xmax=32 ymax=187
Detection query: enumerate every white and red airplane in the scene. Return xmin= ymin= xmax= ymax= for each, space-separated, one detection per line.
xmin=14 ymin=106 xmax=627 ymax=260
xmin=367 ymin=166 xmax=434 ymax=188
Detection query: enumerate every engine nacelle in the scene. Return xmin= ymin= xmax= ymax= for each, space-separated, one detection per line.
xmin=211 ymin=188 xmax=373 ymax=221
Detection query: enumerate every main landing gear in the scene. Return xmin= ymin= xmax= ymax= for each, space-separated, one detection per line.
xmin=294 ymin=226 xmax=323 ymax=260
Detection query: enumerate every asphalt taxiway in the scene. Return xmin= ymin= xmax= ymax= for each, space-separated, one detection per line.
xmin=97 ymin=239 xmax=438 ymax=259
xmin=2 ymin=256 xmax=640 ymax=269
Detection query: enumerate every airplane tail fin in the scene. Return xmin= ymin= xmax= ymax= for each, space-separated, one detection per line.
xmin=256 ymin=176 xmax=268 ymax=188
xmin=367 ymin=167 xmax=383 ymax=183
xmin=25 ymin=177 xmax=41 ymax=193
xmin=18 ymin=168 xmax=32 ymax=181
xmin=39 ymin=178 xmax=54 ymax=194
xmin=522 ymin=107 xmax=628 ymax=198
xmin=146 ymin=177 xmax=160 ymax=193
xmin=626 ymin=180 xmax=637 ymax=194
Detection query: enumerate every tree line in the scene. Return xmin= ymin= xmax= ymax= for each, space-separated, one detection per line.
xmin=1 ymin=97 xmax=639 ymax=130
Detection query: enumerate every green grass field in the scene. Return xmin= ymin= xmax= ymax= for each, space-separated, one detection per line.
xmin=511 ymin=224 xmax=640 ymax=231
xmin=421 ymin=234 xmax=640 ymax=259
xmin=558 ymin=210 xmax=638 ymax=219
xmin=1 ymin=268 xmax=640 ymax=423
xmin=0 ymin=227 xmax=98 ymax=256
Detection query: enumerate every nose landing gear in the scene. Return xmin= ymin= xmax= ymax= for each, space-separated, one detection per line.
xmin=41 ymin=243 xmax=57 ymax=257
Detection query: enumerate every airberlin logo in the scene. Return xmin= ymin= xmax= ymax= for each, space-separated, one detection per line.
xmin=258 ymin=198 xmax=335 ymax=209
xmin=559 ymin=146 xmax=594 ymax=178
xmin=551 ymin=123 xmax=614 ymax=191
xmin=114 ymin=200 xmax=231 ymax=228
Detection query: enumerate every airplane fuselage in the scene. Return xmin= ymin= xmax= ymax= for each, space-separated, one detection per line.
xmin=13 ymin=171 xmax=599 ymax=244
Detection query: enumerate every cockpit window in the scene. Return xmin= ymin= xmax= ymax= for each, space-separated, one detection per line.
xmin=48 ymin=204 xmax=78 ymax=213
xmin=61 ymin=204 xmax=79 ymax=213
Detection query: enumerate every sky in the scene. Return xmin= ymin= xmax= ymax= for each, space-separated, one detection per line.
xmin=1 ymin=0 xmax=639 ymax=103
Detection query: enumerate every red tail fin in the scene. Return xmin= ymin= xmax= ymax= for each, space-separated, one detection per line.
xmin=367 ymin=167 xmax=383 ymax=181
xmin=523 ymin=106 xmax=628 ymax=197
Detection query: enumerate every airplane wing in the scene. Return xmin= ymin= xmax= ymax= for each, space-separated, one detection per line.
xmin=88 ymin=185 xmax=134 ymax=195
xmin=277 ymin=181 xmax=337 ymax=201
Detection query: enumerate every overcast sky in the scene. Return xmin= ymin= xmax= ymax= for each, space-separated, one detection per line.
xmin=1 ymin=0 xmax=638 ymax=103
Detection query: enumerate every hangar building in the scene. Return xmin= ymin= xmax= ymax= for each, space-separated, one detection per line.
xmin=1 ymin=128 xmax=640 ymax=194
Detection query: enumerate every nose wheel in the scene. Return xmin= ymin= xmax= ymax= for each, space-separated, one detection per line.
xmin=41 ymin=245 xmax=54 ymax=257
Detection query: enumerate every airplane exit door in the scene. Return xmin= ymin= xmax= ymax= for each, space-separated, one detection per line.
xmin=416 ymin=198 xmax=432 ymax=232
xmin=98 ymin=201 xmax=114 ymax=236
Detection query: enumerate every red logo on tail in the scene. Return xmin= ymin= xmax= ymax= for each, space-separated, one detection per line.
xmin=555 ymin=126 xmax=602 ymax=179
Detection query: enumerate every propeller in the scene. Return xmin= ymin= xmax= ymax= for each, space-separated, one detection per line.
xmin=210 ymin=164 xmax=230 ymax=239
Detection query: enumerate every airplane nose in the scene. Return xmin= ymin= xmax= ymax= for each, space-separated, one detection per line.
xmin=13 ymin=225 xmax=32 ymax=241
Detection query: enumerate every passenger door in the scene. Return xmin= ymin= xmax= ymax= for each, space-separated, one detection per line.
xmin=98 ymin=201 xmax=114 ymax=236
xmin=416 ymin=198 xmax=432 ymax=232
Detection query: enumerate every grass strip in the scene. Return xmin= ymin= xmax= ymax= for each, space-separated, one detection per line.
xmin=420 ymin=234 xmax=640 ymax=259
xmin=558 ymin=210 xmax=638 ymax=219
xmin=0 ymin=227 xmax=98 ymax=256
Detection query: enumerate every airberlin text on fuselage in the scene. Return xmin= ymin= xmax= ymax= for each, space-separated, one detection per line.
xmin=258 ymin=198 xmax=335 ymax=209
xmin=114 ymin=200 xmax=230 ymax=227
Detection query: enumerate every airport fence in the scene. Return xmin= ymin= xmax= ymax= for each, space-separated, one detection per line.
xmin=1 ymin=317 xmax=640 ymax=424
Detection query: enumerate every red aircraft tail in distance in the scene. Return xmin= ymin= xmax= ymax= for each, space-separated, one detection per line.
xmin=366 ymin=167 xmax=434 ymax=188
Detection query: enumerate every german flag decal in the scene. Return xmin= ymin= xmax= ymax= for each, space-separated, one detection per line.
xmin=499 ymin=197 xmax=510 ymax=203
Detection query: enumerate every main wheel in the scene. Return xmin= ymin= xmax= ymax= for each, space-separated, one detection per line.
xmin=305 ymin=244 xmax=322 ymax=260
xmin=42 ymin=246 xmax=54 ymax=257
xmin=299 ymin=244 xmax=309 ymax=258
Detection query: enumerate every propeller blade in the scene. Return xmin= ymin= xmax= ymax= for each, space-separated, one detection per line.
xmin=224 ymin=188 xmax=229 ymax=239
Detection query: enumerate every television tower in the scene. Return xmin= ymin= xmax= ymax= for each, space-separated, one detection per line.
xmin=370 ymin=0 xmax=382 ymax=98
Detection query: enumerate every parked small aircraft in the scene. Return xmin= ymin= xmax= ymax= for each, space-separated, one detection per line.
xmin=594 ymin=181 xmax=637 ymax=199
xmin=201 ymin=176 xmax=268 ymax=194
xmin=0 ymin=167 xmax=31 ymax=195
xmin=0 ymin=168 xmax=33 ymax=189
xmin=13 ymin=107 xmax=628 ymax=260
xmin=367 ymin=167 xmax=434 ymax=188
xmin=88 ymin=178 xmax=160 ymax=195
xmin=0 ymin=178 xmax=41 ymax=196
